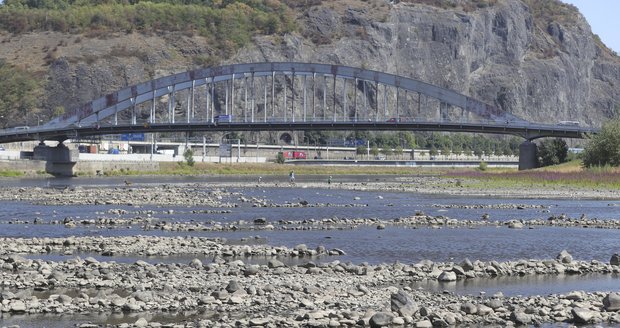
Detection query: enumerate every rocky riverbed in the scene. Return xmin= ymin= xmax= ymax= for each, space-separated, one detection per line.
xmin=1 ymin=180 xmax=620 ymax=327
xmin=0 ymin=236 xmax=620 ymax=327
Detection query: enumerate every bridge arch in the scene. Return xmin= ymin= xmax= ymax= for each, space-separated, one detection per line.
xmin=45 ymin=62 xmax=528 ymax=130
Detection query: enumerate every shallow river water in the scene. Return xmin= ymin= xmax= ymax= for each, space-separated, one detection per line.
xmin=1 ymin=176 xmax=620 ymax=327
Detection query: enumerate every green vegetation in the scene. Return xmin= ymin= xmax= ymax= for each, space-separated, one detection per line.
xmin=0 ymin=169 xmax=25 ymax=177
xmin=537 ymin=138 xmax=568 ymax=167
xmin=0 ymin=60 xmax=41 ymax=128
xmin=275 ymin=152 xmax=285 ymax=164
xmin=0 ymin=0 xmax=295 ymax=54
xmin=183 ymin=148 xmax=195 ymax=166
xmin=448 ymin=160 xmax=620 ymax=189
xmin=582 ymin=118 xmax=620 ymax=167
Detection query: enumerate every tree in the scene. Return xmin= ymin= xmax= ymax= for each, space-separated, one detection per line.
xmin=394 ymin=146 xmax=403 ymax=159
xmin=275 ymin=152 xmax=285 ymax=164
xmin=582 ymin=118 xmax=620 ymax=167
xmin=370 ymin=146 xmax=380 ymax=157
xmin=183 ymin=148 xmax=195 ymax=166
xmin=429 ymin=146 xmax=438 ymax=157
xmin=356 ymin=146 xmax=367 ymax=156
xmin=537 ymin=138 xmax=568 ymax=167
xmin=381 ymin=147 xmax=393 ymax=158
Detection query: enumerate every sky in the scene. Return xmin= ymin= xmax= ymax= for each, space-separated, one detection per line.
xmin=561 ymin=0 xmax=620 ymax=53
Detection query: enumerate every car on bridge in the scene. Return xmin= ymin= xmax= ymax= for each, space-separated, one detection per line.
xmin=215 ymin=115 xmax=233 ymax=123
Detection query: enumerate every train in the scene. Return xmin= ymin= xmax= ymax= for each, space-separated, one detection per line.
xmin=279 ymin=151 xmax=307 ymax=160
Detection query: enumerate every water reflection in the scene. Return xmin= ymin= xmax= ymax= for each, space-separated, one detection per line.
xmin=412 ymin=273 xmax=620 ymax=297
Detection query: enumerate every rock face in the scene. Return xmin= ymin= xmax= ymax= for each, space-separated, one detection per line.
xmin=0 ymin=0 xmax=617 ymax=127
xmin=228 ymin=0 xmax=619 ymax=126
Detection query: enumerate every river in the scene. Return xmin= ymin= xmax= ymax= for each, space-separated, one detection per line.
xmin=0 ymin=176 xmax=619 ymax=327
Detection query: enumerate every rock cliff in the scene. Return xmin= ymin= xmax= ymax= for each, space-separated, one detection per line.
xmin=1 ymin=0 xmax=617 ymax=127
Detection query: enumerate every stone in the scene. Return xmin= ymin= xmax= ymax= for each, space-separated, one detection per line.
xmin=10 ymin=300 xmax=26 ymax=312
xmin=268 ymin=259 xmax=285 ymax=268
xmin=244 ymin=265 xmax=260 ymax=276
xmin=508 ymin=221 xmax=523 ymax=229
xmin=460 ymin=258 xmax=474 ymax=271
xmin=510 ymin=311 xmax=531 ymax=325
xmin=249 ymin=317 xmax=271 ymax=326
xmin=226 ymin=280 xmax=241 ymax=293
xmin=477 ymin=304 xmax=494 ymax=315
xmin=571 ymin=307 xmax=594 ymax=323
xmin=556 ymin=250 xmax=573 ymax=264
xmin=189 ymin=258 xmax=203 ymax=269
xmin=611 ymin=254 xmax=620 ymax=266
xmin=391 ymin=289 xmax=418 ymax=317
xmin=603 ymin=292 xmax=620 ymax=311
xmin=460 ymin=302 xmax=477 ymax=314
xmin=414 ymin=320 xmax=433 ymax=328
xmin=135 ymin=318 xmax=148 ymax=328
xmin=369 ymin=312 xmax=394 ymax=327
xmin=437 ymin=271 xmax=457 ymax=281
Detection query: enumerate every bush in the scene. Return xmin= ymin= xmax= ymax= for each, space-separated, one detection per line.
xmin=275 ymin=152 xmax=285 ymax=164
xmin=478 ymin=161 xmax=488 ymax=171
xmin=184 ymin=148 xmax=195 ymax=167
xmin=582 ymin=118 xmax=620 ymax=167
xmin=537 ymin=138 xmax=568 ymax=167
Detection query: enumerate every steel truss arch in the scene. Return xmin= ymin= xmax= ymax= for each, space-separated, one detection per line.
xmin=45 ymin=62 xmax=527 ymax=128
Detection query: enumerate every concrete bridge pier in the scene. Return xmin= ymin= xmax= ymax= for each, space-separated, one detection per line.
xmin=518 ymin=140 xmax=537 ymax=170
xmin=34 ymin=143 xmax=78 ymax=176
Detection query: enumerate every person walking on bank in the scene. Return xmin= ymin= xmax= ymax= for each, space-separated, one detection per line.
xmin=289 ymin=171 xmax=295 ymax=184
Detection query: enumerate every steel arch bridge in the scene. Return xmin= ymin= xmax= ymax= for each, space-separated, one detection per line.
xmin=0 ymin=62 xmax=598 ymax=144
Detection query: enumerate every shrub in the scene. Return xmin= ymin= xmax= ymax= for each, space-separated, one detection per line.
xmin=537 ymin=138 xmax=568 ymax=167
xmin=478 ymin=161 xmax=488 ymax=171
xmin=275 ymin=152 xmax=285 ymax=164
xmin=184 ymin=148 xmax=195 ymax=166
xmin=582 ymin=118 xmax=620 ymax=167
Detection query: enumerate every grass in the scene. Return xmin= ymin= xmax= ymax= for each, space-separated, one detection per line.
xmin=0 ymin=170 xmax=25 ymax=177
xmin=87 ymin=160 xmax=620 ymax=190
xmin=447 ymin=160 xmax=620 ymax=189
xmin=96 ymin=162 xmax=452 ymax=177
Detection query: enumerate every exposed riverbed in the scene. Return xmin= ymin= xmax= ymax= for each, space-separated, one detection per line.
xmin=0 ymin=175 xmax=619 ymax=327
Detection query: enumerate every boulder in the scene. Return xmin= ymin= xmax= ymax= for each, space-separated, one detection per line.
xmin=508 ymin=221 xmax=523 ymax=229
xmin=226 ymin=280 xmax=241 ymax=293
xmin=134 ymin=318 xmax=148 ymax=328
xmin=391 ymin=289 xmax=418 ymax=317
xmin=460 ymin=302 xmax=477 ymax=314
xmin=267 ymin=259 xmax=285 ymax=268
xmin=556 ymin=250 xmax=573 ymax=264
xmin=603 ymin=292 xmax=620 ymax=311
xmin=189 ymin=258 xmax=203 ymax=269
xmin=369 ymin=312 xmax=394 ymax=328
xmin=414 ymin=319 xmax=433 ymax=328
xmin=10 ymin=300 xmax=27 ymax=312
xmin=571 ymin=307 xmax=594 ymax=323
xmin=437 ymin=271 xmax=457 ymax=282
xmin=611 ymin=254 xmax=620 ymax=266
xmin=509 ymin=311 xmax=531 ymax=325
xmin=460 ymin=258 xmax=474 ymax=271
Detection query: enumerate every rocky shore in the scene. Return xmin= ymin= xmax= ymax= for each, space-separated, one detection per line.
xmin=0 ymin=236 xmax=620 ymax=327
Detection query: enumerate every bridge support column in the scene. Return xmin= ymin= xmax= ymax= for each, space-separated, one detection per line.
xmin=34 ymin=143 xmax=78 ymax=176
xmin=518 ymin=141 xmax=537 ymax=170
